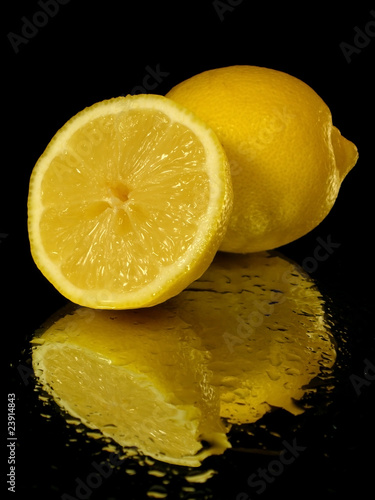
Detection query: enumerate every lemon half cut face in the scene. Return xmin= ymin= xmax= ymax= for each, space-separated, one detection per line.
xmin=28 ymin=95 xmax=232 ymax=309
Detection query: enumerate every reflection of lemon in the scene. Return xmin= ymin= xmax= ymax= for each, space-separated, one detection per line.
xmin=167 ymin=66 xmax=358 ymax=252
xmin=27 ymin=95 xmax=232 ymax=309
xmin=32 ymin=252 xmax=336 ymax=466
xmin=169 ymin=252 xmax=336 ymax=424
xmin=32 ymin=306 xmax=229 ymax=467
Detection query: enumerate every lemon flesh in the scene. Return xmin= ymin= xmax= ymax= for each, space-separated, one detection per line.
xmin=28 ymin=95 xmax=232 ymax=309
xmin=32 ymin=252 xmax=336 ymax=466
xmin=167 ymin=65 xmax=358 ymax=253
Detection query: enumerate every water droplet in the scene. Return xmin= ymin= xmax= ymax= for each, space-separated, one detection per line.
xmin=266 ymin=369 xmax=280 ymax=381
xmin=147 ymin=485 xmax=168 ymax=498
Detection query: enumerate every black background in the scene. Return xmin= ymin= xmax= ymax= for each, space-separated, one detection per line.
xmin=3 ymin=1 xmax=375 ymax=499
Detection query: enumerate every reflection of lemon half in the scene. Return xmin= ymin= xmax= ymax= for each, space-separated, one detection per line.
xmin=32 ymin=306 xmax=229 ymax=467
xmin=32 ymin=252 xmax=336 ymax=466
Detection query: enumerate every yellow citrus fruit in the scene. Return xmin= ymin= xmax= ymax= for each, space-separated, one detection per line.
xmin=167 ymin=65 xmax=359 ymax=253
xmin=28 ymin=95 xmax=232 ymax=309
xmin=32 ymin=252 xmax=335 ymax=466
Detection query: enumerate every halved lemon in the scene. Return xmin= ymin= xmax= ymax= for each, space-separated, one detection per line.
xmin=28 ymin=95 xmax=232 ymax=309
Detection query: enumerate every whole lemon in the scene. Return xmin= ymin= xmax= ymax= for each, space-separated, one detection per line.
xmin=167 ymin=66 xmax=358 ymax=253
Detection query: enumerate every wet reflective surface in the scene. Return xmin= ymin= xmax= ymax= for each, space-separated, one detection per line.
xmin=8 ymin=240 xmax=374 ymax=499
xmin=18 ymin=251 xmax=355 ymax=498
xmin=31 ymin=252 xmax=337 ymax=469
